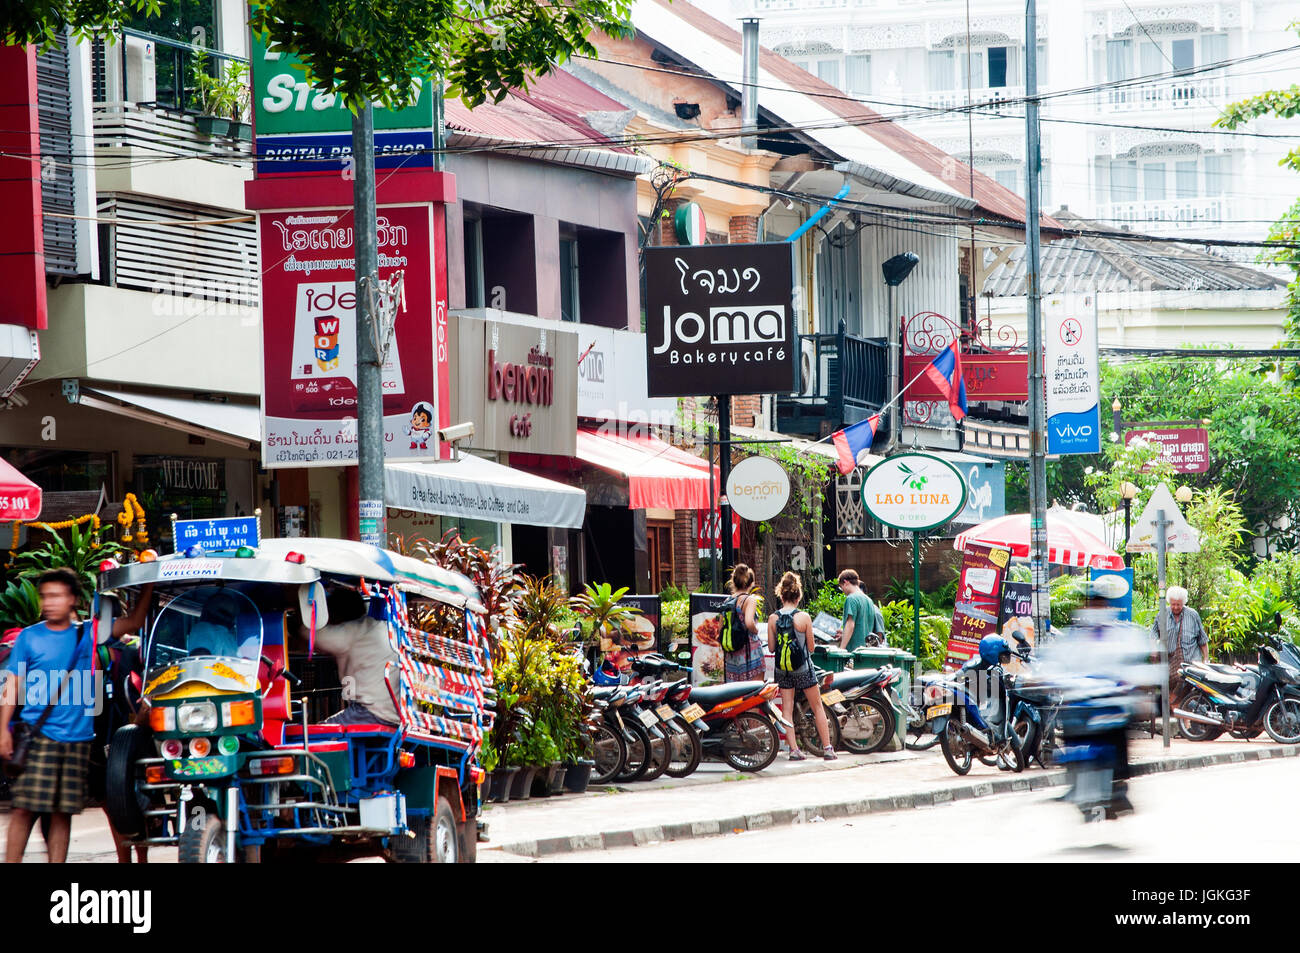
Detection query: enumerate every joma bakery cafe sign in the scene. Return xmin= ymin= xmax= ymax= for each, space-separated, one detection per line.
xmin=645 ymin=243 xmax=795 ymax=397
xmin=451 ymin=315 xmax=578 ymax=456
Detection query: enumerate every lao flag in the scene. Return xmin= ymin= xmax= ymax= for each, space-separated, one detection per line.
xmin=831 ymin=414 xmax=880 ymax=475
xmin=923 ymin=341 xmax=968 ymax=421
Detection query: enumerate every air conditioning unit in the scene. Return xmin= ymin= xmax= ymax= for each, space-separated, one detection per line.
xmin=101 ymin=34 xmax=156 ymax=104
xmin=799 ymin=339 xmax=816 ymax=396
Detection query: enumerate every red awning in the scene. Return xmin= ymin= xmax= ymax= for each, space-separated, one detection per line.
xmin=0 ymin=458 xmax=41 ymax=521
xmin=575 ymin=429 xmax=716 ymax=510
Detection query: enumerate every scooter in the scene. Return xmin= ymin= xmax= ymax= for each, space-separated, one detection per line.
xmin=937 ymin=640 xmax=1027 ymax=776
xmin=794 ymin=666 xmax=901 ymax=754
xmin=1055 ymin=675 xmax=1138 ymax=821
xmin=1174 ymin=635 xmax=1300 ymax=744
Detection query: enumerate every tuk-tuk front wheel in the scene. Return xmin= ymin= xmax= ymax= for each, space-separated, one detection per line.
xmin=387 ymin=796 xmax=462 ymax=863
xmin=179 ymin=814 xmax=229 ymax=864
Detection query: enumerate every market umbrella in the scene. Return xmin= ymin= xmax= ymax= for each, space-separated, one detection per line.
xmin=0 ymin=458 xmax=40 ymax=521
xmin=953 ymin=511 xmax=1123 ymax=571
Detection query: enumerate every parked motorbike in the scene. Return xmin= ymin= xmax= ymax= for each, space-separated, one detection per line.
xmin=1175 ymin=634 xmax=1300 ymax=744
xmin=794 ymin=666 xmax=901 ymax=754
xmin=627 ymin=655 xmax=704 ymax=778
xmin=937 ymin=636 xmax=1027 ymax=775
xmin=1004 ymin=632 xmax=1063 ymax=768
xmin=692 ymin=681 xmax=786 ymax=772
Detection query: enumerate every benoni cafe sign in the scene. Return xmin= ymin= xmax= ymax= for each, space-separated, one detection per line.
xmin=861 ymin=452 xmax=968 ymax=531
xmin=725 ymin=455 xmax=790 ymax=522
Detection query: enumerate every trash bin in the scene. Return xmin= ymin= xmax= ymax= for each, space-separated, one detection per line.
xmin=851 ymin=648 xmax=916 ymax=751
xmin=812 ymin=645 xmax=853 ymax=672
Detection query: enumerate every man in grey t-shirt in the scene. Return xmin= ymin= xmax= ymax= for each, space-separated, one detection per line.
xmin=1153 ymin=585 xmax=1207 ymax=708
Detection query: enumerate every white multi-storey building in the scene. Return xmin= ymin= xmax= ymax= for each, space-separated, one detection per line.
xmin=697 ymin=0 xmax=1300 ymax=249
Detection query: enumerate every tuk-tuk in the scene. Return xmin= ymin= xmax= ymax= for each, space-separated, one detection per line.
xmin=99 ymin=538 xmax=493 ymax=863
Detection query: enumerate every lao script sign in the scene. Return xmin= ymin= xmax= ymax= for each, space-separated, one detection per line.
xmin=644 ymin=243 xmax=794 ymax=397
xmin=1125 ymin=426 xmax=1210 ymax=474
xmin=174 ymin=516 xmax=260 ymax=553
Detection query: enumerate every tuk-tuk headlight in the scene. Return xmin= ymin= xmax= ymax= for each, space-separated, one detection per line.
xmin=177 ymin=702 xmax=218 ymax=733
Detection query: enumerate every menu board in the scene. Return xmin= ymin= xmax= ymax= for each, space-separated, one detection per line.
xmin=688 ymin=593 xmax=729 ymax=686
xmin=947 ymin=542 xmax=1011 ymax=662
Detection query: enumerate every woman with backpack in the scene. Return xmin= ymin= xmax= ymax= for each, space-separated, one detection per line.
xmin=768 ymin=572 xmax=837 ymax=761
xmin=722 ymin=565 xmax=764 ymax=683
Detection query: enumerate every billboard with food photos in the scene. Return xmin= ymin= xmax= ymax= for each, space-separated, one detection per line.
xmin=602 ymin=594 xmax=661 ymax=670
xmin=947 ymin=541 xmax=1011 ymax=663
xmin=689 ymin=593 xmax=729 ymax=686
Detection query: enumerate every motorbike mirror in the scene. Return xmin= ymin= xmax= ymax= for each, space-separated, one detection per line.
xmin=1011 ymin=631 xmax=1030 ymax=646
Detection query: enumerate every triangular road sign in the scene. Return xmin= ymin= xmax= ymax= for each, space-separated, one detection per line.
xmin=1126 ymin=482 xmax=1200 ymax=553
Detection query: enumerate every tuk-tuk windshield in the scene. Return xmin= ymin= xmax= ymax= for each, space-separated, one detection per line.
xmin=147 ymin=586 xmax=263 ymax=669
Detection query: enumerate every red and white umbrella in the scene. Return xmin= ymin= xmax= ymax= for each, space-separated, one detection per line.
xmin=954 ymin=511 xmax=1123 ymax=571
xmin=0 ymin=458 xmax=41 ymax=521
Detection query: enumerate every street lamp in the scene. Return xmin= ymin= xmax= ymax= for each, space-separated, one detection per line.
xmin=1111 ymin=397 xmax=1123 ymax=435
xmin=882 ymin=252 xmax=920 ymax=455
xmin=1120 ymin=481 xmax=1139 ymax=565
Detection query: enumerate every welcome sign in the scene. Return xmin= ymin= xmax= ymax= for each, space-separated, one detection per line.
xmin=644 ymin=243 xmax=794 ymax=397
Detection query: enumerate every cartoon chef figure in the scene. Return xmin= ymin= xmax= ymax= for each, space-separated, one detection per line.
xmin=406 ymin=402 xmax=434 ymax=451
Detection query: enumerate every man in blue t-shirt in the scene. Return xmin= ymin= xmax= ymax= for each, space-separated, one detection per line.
xmin=0 ymin=568 xmax=150 ymax=863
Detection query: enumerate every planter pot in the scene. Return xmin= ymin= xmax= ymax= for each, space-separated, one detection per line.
xmin=509 ymin=766 xmax=538 ymax=801
xmin=487 ymin=766 xmax=518 ymax=803
xmin=563 ymin=760 xmax=594 ymax=794
xmin=196 ymin=115 xmax=231 ymax=137
xmin=530 ymin=763 xmax=561 ymax=797
xmin=546 ymin=762 xmax=568 ymax=796
xmin=230 ymin=121 xmax=252 ymax=142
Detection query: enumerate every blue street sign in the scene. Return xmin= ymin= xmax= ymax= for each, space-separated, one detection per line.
xmin=174 ymin=516 xmax=260 ymax=553
xmin=1089 ymin=567 xmax=1134 ymax=621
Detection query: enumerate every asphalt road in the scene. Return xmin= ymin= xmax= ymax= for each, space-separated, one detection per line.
xmin=482 ymin=756 xmax=1300 ymax=863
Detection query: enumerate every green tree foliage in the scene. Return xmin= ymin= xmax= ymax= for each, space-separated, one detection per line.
xmin=0 ymin=1 xmax=160 ymax=46
xmin=249 ymin=0 xmax=634 ymax=110
xmin=1215 ymin=22 xmax=1300 ymax=367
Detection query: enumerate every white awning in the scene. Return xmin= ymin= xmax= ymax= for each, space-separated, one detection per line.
xmin=385 ymin=454 xmax=587 ymax=530
xmin=80 ymin=387 xmax=260 ymax=448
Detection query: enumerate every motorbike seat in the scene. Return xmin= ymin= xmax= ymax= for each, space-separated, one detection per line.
xmin=828 ymin=668 xmax=885 ymax=691
xmin=590 ymin=686 xmax=620 ymax=700
xmin=1186 ymin=663 xmax=1243 ymax=686
xmin=689 ymin=681 xmax=765 ymax=708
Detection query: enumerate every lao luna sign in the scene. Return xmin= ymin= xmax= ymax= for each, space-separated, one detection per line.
xmin=860 ymin=452 xmax=968 ymax=531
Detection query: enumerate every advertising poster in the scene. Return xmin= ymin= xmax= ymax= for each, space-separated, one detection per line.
xmin=688 ymin=593 xmax=729 ymax=686
xmin=259 ymin=204 xmax=441 ymax=467
xmin=1045 ymin=310 xmax=1101 ymax=455
xmin=997 ymin=580 xmax=1035 ymax=672
xmin=947 ymin=542 xmax=1011 ymax=662
xmin=605 ymin=594 xmax=662 ymax=671
xmin=1090 ymin=567 xmax=1135 ymax=621
xmin=644 ymin=243 xmax=795 ymax=397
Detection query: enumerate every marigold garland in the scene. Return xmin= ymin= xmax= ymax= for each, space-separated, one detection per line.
xmin=5 ymin=513 xmax=102 ymax=568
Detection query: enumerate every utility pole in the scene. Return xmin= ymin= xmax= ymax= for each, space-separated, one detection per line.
xmin=1156 ymin=509 xmax=1172 ymax=748
xmin=1024 ymin=0 xmax=1050 ymax=643
xmin=353 ymin=104 xmax=385 ymax=546
xmin=718 ymin=396 xmax=734 ymax=573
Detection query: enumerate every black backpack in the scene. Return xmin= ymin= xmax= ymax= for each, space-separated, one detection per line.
xmin=718 ymin=594 xmax=749 ymax=653
xmin=772 ymin=609 xmax=807 ymax=672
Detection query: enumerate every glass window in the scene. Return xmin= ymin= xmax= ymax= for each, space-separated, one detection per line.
xmin=994 ymin=168 xmax=1019 ymax=194
xmin=928 ymin=50 xmax=954 ymax=90
xmin=1139 ymin=41 xmax=1163 ymax=77
xmin=463 ymin=216 xmax=483 ymax=309
xmin=147 ymin=586 xmax=263 ymax=669
xmin=817 ymin=59 xmax=841 ymax=88
xmin=1201 ymin=33 xmax=1228 ymax=66
xmin=1107 ymin=39 xmax=1132 ymax=82
xmin=846 ymin=54 xmax=870 ymax=95
xmin=1171 ymin=38 xmax=1194 ymax=72
xmin=1110 ymin=160 xmax=1138 ymax=202
xmin=1175 ymin=160 xmax=1198 ymax=198
xmin=1204 ymin=154 xmax=1230 ymax=196
xmin=961 ymin=50 xmax=985 ymax=89
xmin=1143 ymin=163 xmax=1166 ymax=202
xmin=560 ymin=237 xmax=580 ymax=323
xmin=987 ymin=46 xmax=1008 ymax=88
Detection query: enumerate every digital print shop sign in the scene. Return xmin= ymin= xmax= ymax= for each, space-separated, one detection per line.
xmin=251 ymin=33 xmax=435 ymax=176
xmin=644 ymin=243 xmax=795 ymax=397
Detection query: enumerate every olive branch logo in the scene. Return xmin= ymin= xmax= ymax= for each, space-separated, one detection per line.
xmin=898 ymin=463 xmax=929 ymax=493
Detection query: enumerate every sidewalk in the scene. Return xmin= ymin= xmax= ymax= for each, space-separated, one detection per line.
xmin=483 ymin=736 xmax=1300 ymax=858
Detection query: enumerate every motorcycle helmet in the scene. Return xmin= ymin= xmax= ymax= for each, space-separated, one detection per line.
xmin=592 ymin=660 xmax=624 ymax=686
xmin=978 ymin=634 xmax=1012 ymax=666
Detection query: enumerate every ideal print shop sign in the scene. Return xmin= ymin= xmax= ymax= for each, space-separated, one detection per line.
xmin=251 ymin=33 xmax=434 ymax=176
xmin=861 ymin=452 xmax=968 ymax=532
xmin=644 ymin=243 xmax=795 ymax=397
xmin=259 ymin=204 xmax=440 ymax=467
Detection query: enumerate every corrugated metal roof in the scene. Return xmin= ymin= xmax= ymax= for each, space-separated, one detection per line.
xmin=984 ymin=210 xmax=1287 ymax=295
xmin=642 ymin=0 xmax=1042 ymax=226
xmin=445 ymin=68 xmax=644 ymax=176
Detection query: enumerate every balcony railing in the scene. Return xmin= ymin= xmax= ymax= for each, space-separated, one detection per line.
xmin=1097 ymin=197 xmax=1225 ymax=228
xmin=925 ymin=86 xmax=1024 ymax=116
xmin=1102 ymin=76 xmax=1225 ymax=112
xmin=777 ymin=323 xmax=889 ymax=438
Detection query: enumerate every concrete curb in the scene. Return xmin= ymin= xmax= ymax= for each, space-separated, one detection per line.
xmin=497 ymin=743 xmax=1300 ymax=858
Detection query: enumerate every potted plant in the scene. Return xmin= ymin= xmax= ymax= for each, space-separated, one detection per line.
xmin=570 ymin=582 xmax=642 ymax=655
xmin=190 ymin=49 xmax=250 ymax=138
xmin=224 ymin=60 xmax=252 ymax=140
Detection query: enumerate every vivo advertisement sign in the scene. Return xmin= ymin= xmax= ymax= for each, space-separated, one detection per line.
xmin=644 ymin=244 xmax=795 ymax=397
xmin=1045 ymin=312 xmax=1101 ymax=455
